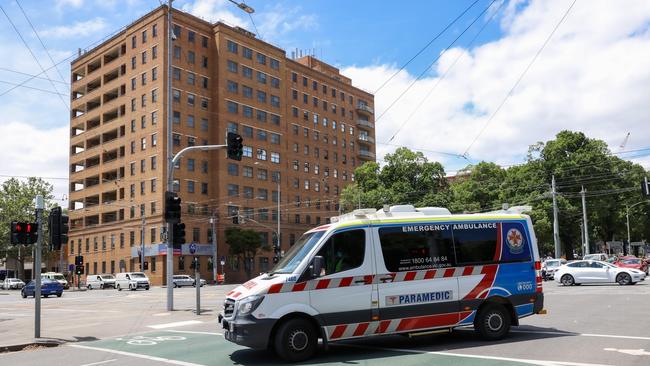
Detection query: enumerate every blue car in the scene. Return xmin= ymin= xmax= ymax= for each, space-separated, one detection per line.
xmin=21 ymin=279 xmax=63 ymax=298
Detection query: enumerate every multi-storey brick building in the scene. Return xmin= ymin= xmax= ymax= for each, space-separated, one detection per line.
xmin=67 ymin=5 xmax=375 ymax=285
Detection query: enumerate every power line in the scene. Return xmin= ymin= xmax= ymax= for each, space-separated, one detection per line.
xmin=462 ymin=0 xmax=577 ymax=157
xmin=0 ymin=4 xmax=68 ymax=108
xmin=15 ymin=0 xmax=70 ymax=91
xmin=374 ymin=0 xmax=498 ymax=125
xmin=373 ymin=0 xmax=482 ymax=94
xmin=0 ymin=80 xmax=68 ymax=97
xmin=385 ymin=0 xmax=505 ymax=144
xmin=0 ymin=67 xmax=69 ymax=85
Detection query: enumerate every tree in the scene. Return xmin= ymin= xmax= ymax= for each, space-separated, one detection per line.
xmin=224 ymin=227 xmax=269 ymax=279
xmin=0 ymin=178 xmax=56 ymax=279
xmin=340 ymin=147 xmax=448 ymax=211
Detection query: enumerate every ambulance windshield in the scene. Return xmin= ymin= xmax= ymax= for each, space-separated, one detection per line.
xmin=269 ymin=231 xmax=326 ymax=274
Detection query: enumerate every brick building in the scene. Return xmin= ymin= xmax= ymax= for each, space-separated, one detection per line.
xmin=67 ymin=6 xmax=375 ymax=285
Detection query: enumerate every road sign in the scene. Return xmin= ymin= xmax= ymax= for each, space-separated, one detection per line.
xmin=189 ymin=243 xmax=197 ymax=254
xmin=68 ymin=264 xmax=74 ymax=271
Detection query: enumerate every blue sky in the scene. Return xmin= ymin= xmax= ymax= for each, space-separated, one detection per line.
xmin=1 ymin=0 xmax=650 ymax=201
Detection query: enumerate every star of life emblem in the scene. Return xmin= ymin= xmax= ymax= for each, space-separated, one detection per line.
xmin=506 ymin=228 xmax=524 ymax=254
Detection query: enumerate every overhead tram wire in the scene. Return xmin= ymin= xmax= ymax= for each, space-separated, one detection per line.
xmin=15 ymin=0 xmax=70 ymax=91
xmin=462 ymin=0 xmax=577 ymax=158
xmin=0 ymin=67 xmax=69 ymax=85
xmin=0 ymin=4 xmax=68 ymax=108
xmin=374 ymin=0 xmax=498 ymax=125
xmin=373 ymin=0 xmax=482 ymax=94
xmin=385 ymin=0 xmax=506 ymax=144
xmin=0 ymin=80 xmax=68 ymax=97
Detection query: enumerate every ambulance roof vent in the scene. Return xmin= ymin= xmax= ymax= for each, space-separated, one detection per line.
xmin=352 ymin=208 xmax=377 ymax=217
xmin=416 ymin=207 xmax=451 ymax=215
xmin=389 ymin=205 xmax=416 ymax=213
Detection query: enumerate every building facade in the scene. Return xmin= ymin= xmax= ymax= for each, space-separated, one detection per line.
xmin=67 ymin=6 xmax=375 ymax=285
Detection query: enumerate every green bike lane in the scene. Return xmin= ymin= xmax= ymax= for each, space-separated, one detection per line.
xmin=68 ymin=329 xmax=539 ymax=366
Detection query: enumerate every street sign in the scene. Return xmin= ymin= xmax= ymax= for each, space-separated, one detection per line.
xmin=189 ymin=243 xmax=197 ymax=254
xmin=68 ymin=264 xmax=74 ymax=271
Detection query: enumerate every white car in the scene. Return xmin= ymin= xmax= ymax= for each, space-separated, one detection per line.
xmin=3 ymin=278 xmax=25 ymax=290
xmin=555 ymin=260 xmax=646 ymax=286
xmin=542 ymin=259 xmax=566 ymax=280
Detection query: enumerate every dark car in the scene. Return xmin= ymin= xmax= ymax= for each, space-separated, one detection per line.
xmin=21 ymin=279 xmax=63 ymax=298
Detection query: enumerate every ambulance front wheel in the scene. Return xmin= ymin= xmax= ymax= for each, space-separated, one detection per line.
xmin=474 ymin=303 xmax=511 ymax=341
xmin=273 ymin=318 xmax=318 ymax=362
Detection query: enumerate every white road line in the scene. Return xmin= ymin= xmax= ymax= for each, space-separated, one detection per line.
xmin=338 ymin=344 xmax=613 ymax=366
xmin=153 ymin=312 xmax=171 ymax=316
xmin=70 ymin=345 xmax=204 ymax=366
xmin=511 ymin=329 xmax=650 ymax=341
xmin=163 ymin=330 xmax=222 ymax=336
xmin=79 ymin=359 xmax=117 ymax=366
xmin=148 ymin=320 xmax=203 ymax=329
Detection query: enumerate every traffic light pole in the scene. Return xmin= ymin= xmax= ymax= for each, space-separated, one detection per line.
xmin=34 ymin=195 xmax=44 ymax=338
xmin=166 ymin=144 xmax=226 ymax=311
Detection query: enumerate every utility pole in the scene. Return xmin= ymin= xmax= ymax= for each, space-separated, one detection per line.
xmin=166 ymin=0 xmax=175 ymax=311
xmin=581 ymin=186 xmax=589 ymax=255
xmin=210 ymin=212 xmax=217 ymax=283
xmin=552 ymin=175 xmax=561 ymax=258
xmin=141 ymin=207 xmax=146 ymax=271
xmin=34 ymin=195 xmax=44 ymax=338
xmin=277 ymin=179 xmax=281 ymax=257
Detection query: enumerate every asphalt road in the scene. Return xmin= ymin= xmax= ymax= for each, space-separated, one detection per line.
xmin=0 ymin=281 xmax=649 ymax=366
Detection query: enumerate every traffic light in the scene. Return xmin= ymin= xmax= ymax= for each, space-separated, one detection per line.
xmin=164 ymin=191 xmax=182 ymax=223
xmin=75 ymin=255 xmax=84 ymax=266
xmin=49 ymin=206 xmax=69 ymax=250
xmin=75 ymin=265 xmax=84 ymax=275
xmin=10 ymin=222 xmax=38 ymax=245
xmin=190 ymin=257 xmax=200 ymax=270
xmin=172 ymin=222 xmax=186 ymax=245
xmin=143 ymin=261 xmax=149 ymax=271
xmin=226 ymin=132 xmax=243 ymax=161
xmin=642 ymin=177 xmax=650 ymax=197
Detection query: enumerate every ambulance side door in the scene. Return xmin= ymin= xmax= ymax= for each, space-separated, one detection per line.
xmin=308 ymin=227 xmax=375 ymax=332
xmin=374 ymin=224 xmax=460 ymax=334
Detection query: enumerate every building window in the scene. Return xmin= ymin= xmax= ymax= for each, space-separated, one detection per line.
xmin=243 ymin=146 xmax=253 ymax=158
xmin=187 ymin=181 xmax=195 ymax=193
xmin=228 ymin=163 xmax=238 ymax=176
xmin=256 ymin=129 xmax=267 ymax=141
xmin=227 ymin=80 xmax=238 ymax=93
xmin=227 ymin=101 xmax=238 ymax=114
xmin=227 ymin=60 xmax=238 ymax=73
xmin=271 ymin=95 xmax=280 ymax=107
xmin=271 ymin=77 xmax=280 ymax=89
xmin=270 ymin=133 xmax=280 ymax=144
xmin=187 ymin=72 xmax=195 ymax=85
xmin=242 ymin=66 xmax=252 ymax=79
xmin=270 ymin=58 xmax=279 ymax=70
xmin=256 ymin=148 xmax=267 ymax=161
xmin=257 ymin=53 xmax=266 ymax=65
xmin=227 ymin=40 xmax=238 ymax=53
xmin=202 ymin=35 xmax=208 ymax=47
xmin=256 ymin=71 xmax=267 ymax=84
xmin=271 ymin=152 xmax=280 ymax=163
xmin=227 ymin=184 xmax=238 ymax=197
xmin=243 ymin=166 xmax=253 ymax=178
xmin=271 ymin=114 xmax=280 ymax=125
xmin=257 ymin=169 xmax=268 ymax=180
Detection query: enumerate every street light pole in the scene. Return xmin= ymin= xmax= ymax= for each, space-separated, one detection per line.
xmin=277 ymin=179 xmax=280 ymax=255
xmin=626 ymin=200 xmax=649 ymax=248
xmin=210 ymin=211 xmax=217 ymax=283
xmin=165 ymin=0 xmax=174 ymax=312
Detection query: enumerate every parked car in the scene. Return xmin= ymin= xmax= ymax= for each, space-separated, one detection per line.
xmin=86 ymin=274 xmax=116 ymax=289
xmin=555 ymin=260 xmax=646 ymax=286
xmin=21 ymin=279 xmax=63 ymax=298
xmin=42 ymin=272 xmax=69 ymax=289
xmin=3 ymin=278 xmax=25 ymax=290
xmin=115 ymin=272 xmax=150 ymax=291
xmin=583 ymin=253 xmax=608 ymax=261
xmin=193 ymin=277 xmax=206 ymax=287
xmin=614 ymin=256 xmax=648 ymax=274
xmin=542 ymin=259 xmax=566 ymax=280
xmin=172 ymin=275 xmax=194 ymax=288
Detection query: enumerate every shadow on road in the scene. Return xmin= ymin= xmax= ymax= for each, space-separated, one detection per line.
xmin=229 ymin=325 xmax=576 ymax=365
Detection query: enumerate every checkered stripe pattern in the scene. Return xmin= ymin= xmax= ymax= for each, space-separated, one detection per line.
xmin=325 ymin=311 xmax=474 ymax=340
xmin=263 ymin=265 xmax=488 ymax=295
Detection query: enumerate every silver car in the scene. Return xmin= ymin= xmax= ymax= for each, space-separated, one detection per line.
xmin=172 ymin=275 xmax=195 ymax=288
xmin=3 ymin=278 xmax=25 ymax=290
xmin=555 ymin=260 xmax=646 ymax=286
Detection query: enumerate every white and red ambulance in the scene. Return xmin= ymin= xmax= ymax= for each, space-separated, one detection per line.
xmin=219 ymin=205 xmax=545 ymax=361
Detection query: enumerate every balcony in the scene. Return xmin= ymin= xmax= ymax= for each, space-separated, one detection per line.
xmin=356 ymin=119 xmax=374 ymax=129
xmin=358 ymin=135 xmax=375 ymax=144
xmin=358 ymin=150 xmax=376 ymax=160
xmin=356 ymin=104 xmax=374 ymax=115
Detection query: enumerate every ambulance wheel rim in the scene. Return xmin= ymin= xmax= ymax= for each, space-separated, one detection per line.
xmin=288 ymin=330 xmax=308 ymax=352
xmin=486 ymin=312 xmax=503 ymax=332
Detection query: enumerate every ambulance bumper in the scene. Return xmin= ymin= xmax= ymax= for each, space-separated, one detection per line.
xmin=219 ymin=314 xmax=275 ymax=350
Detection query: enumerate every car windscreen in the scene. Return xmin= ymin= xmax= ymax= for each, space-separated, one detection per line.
xmin=53 ymin=275 xmax=65 ymax=280
xmin=131 ymin=273 xmax=146 ymax=278
xmin=269 ymin=231 xmax=325 ymax=274
xmin=546 ymin=261 xmax=561 ymax=267
xmin=102 ymin=275 xmax=115 ymax=279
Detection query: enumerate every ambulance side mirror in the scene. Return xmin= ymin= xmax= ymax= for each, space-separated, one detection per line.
xmin=311 ymin=256 xmax=325 ymax=278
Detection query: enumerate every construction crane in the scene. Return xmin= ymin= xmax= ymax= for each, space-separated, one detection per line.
xmin=619 ymin=132 xmax=630 ymax=152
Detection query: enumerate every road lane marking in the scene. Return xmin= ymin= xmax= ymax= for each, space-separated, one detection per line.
xmin=69 ymin=345 xmax=204 ymax=366
xmin=148 ymin=320 xmax=203 ymax=329
xmin=511 ymin=330 xmax=650 ymax=341
xmin=153 ymin=312 xmax=171 ymax=316
xmin=338 ymin=344 xmax=613 ymax=366
xmin=163 ymin=330 xmax=222 ymax=336
xmin=79 ymin=359 xmax=117 ymax=366
xmin=604 ymin=348 xmax=650 ymax=356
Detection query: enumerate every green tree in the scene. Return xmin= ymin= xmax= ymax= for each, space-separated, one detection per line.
xmin=225 ymin=227 xmax=268 ymax=279
xmin=340 ymin=147 xmax=448 ymax=211
xmin=0 ymin=178 xmax=56 ymax=278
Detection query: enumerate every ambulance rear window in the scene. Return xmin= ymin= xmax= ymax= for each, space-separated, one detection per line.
xmin=379 ymin=226 xmax=455 ymax=272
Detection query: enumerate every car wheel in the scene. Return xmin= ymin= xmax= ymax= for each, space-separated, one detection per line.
xmin=273 ymin=318 xmax=318 ymax=362
xmin=173 ymin=283 xmax=178 ymax=288
xmin=561 ymin=274 xmax=575 ymax=286
xmin=87 ymin=285 xmax=92 ymax=290
xmin=100 ymin=284 xmax=104 ymax=290
xmin=616 ymin=273 xmax=632 ymax=285
xmin=145 ymin=286 xmax=150 ymax=290
xmin=21 ymin=291 xmax=27 ymax=299
xmin=117 ymin=284 xmax=122 ymax=291
xmin=474 ymin=304 xmax=511 ymax=341
xmin=57 ymin=293 xmax=62 ymax=297
xmin=43 ymin=295 xmax=49 ymax=298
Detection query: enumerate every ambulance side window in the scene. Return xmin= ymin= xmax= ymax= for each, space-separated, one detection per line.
xmin=379 ymin=227 xmax=455 ymax=272
xmin=316 ymin=229 xmax=365 ymax=276
xmin=453 ymin=225 xmax=497 ymax=265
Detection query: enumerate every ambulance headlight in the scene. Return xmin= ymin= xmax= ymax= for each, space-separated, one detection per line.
xmin=237 ymin=295 xmax=264 ymax=316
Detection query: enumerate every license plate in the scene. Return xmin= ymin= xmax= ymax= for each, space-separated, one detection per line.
xmin=229 ymin=323 xmax=234 ymax=332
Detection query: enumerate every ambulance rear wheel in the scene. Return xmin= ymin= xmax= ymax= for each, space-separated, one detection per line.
xmin=273 ymin=318 xmax=318 ymax=362
xmin=475 ymin=304 xmax=511 ymax=341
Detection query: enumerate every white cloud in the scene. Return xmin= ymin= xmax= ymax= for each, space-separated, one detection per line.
xmin=181 ymin=0 xmax=247 ymax=26
xmin=39 ymin=18 xmax=108 ymax=39
xmin=56 ymin=0 xmax=84 ymax=8
xmin=341 ymin=0 xmax=650 ymax=171
xmin=0 ymin=121 xmax=69 ymax=202
xmin=256 ymin=5 xmax=318 ymax=38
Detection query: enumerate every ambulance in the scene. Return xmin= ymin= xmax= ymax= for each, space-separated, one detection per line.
xmin=219 ymin=205 xmax=545 ymax=361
